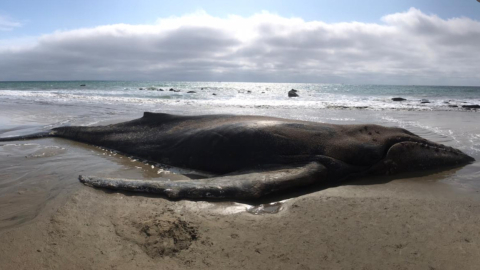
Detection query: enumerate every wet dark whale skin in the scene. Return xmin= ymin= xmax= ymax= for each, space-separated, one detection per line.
xmin=52 ymin=112 xmax=417 ymax=175
xmin=0 ymin=112 xmax=475 ymax=199
xmin=55 ymin=113 xmax=472 ymax=172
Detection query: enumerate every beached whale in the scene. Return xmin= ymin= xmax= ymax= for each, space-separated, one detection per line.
xmin=0 ymin=112 xmax=474 ymax=200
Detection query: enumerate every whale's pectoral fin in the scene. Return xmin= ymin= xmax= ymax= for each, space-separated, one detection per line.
xmin=79 ymin=161 xmax=327 ymax=200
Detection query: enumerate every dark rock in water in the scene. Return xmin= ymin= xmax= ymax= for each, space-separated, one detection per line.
xmin=201 ymin=88 xmax=205 ymax=90
xmin=462 ymin=105 xmax=480 ymax=109
xmin=392 ymin=97 xmax=406 ymax=101
xmin=420 ymin=99 xmax=430 ymax=104
xmin=187 ymin=91 xmax=196 ymax=94
xmin=247 ymin=91 xmax=252 ymax=94
xmin=80 ymin=84 xmax=86 ymax=87
xmin=139 ymin=88 xmax=144 ymax=90
xmin=288 ymin=89 xmax=299 ymax=98
xmin=158 ymin=89 xmax=164 ymax=91
xmin=448 ymin=105 xmax=458 ymax=108
xmin=169 ymin=88 xmax=174 ymax=91
xmin=212 ymin=93 xmax=217 ymax=96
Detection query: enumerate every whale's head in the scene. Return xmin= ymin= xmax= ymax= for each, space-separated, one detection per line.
xmin=319 ymin=124 xmax=475 ymax=177
xmin=353 ymin=125 xmax=476 ymax=176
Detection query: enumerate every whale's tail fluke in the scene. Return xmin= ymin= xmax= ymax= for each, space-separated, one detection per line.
xmin=0 ymin=131 xmax=55 ymax=142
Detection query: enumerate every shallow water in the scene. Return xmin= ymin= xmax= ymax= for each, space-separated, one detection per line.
xmin=0 ymin=89 xmax=479 ymax=230
xmin=247 ymin=202 xmax=285 ymax=215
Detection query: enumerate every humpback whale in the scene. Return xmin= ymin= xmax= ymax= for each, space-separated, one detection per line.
xmin=0 ymin=112 xmax=474 ymax=200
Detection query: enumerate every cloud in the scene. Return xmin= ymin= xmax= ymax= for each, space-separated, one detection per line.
xmin=1 ymin=8 xmax=480 ymax=85
xmin=0 ymin=15 xmax=22 ymax=31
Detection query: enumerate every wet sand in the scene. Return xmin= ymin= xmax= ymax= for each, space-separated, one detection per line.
xmin=1 ymin=100 xmax=480 ymax=269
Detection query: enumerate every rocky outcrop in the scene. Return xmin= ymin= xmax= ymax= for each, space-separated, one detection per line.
xmin=462 ymin=105 xmax=480 ymax=109
xmin=288 ymin=89 xmax=299 ymax=98
xmin=392 ymin=97 xmax=406 ymax=101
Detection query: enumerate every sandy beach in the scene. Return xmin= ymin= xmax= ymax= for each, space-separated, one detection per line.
xmin=1 ymin=176 xmax=480 ymax=270
xmin=0 ymin=94 xmax=479 ymax=269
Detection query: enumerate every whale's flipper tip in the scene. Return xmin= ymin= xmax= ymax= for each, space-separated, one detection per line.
xmin=78 ymin=175 xmax=94 ymax=187
xmin=78 ymin=175 xmax=86 ymax=183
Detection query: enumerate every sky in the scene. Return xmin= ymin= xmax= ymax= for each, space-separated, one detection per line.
xmin=1 ymin=0 xmax=480 ymax=85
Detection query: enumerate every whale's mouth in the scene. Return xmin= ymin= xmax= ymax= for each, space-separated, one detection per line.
xmin=391 ymin=140 xmax=473 ymax=159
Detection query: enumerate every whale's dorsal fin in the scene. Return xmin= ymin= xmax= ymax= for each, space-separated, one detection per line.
xmin=142 ymin=112 xmax=173 ymax=119
xmin=141 ymin=112 xmax=186 ymax=123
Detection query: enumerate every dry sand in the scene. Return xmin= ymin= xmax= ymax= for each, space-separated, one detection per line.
xmin=1 ymin=177 xmax=480 ymax=270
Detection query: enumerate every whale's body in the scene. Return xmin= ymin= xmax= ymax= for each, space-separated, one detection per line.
xmin=0 ymin=112 xmax=474 ymax=200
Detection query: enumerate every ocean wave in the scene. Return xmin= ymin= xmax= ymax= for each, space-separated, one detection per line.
xmin=0 ymin=88 xmax=479 ymax=112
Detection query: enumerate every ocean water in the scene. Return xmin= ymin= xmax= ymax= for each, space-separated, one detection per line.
xmin=0 ymin=81 xmax=479 ymax=230
xmin=0 ymin=81 xmax=479 ymax=111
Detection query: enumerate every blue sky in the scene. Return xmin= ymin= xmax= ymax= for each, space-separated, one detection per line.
xmin=2 ymin=0 xmax=479 ymax=39
xmin=1 ymin=0 xmax=480 ymax=84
